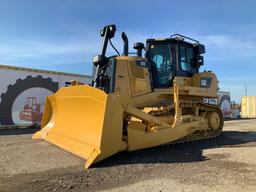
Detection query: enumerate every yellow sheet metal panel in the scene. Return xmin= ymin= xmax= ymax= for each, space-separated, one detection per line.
xmin=241 ymin=96 xmax=256 ymax=118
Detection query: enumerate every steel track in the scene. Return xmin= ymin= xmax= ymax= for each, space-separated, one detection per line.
xmin=150 ymin=101 xmax=224 ymax=145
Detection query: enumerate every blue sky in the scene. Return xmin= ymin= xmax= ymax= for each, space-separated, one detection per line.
xmin=0 ymin=0 xmax=255 ymax=102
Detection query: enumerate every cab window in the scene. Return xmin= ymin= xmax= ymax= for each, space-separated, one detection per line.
xmin=149 ymin=44 xmax=174 ymax=87
xmin=180 ymin=46 xmax=194 ymax=71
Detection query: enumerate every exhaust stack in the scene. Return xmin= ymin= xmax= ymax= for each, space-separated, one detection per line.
xmin=121 ymin=32 xmax=129 ymax=56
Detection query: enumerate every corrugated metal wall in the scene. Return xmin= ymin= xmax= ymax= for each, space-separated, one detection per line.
xmin=241 ymin=96 xmax=256 ymax=118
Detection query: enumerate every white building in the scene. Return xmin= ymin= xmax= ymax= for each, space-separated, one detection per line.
xmin=0 ymin=64 xmax=91 ymax=126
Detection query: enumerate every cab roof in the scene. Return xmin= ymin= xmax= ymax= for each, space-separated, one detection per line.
xmin=146 ymin=34 xmax=205 ymax=54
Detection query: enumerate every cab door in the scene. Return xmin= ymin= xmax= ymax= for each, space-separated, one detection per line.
xmin=148 ymin=43 xmax=176 ymax=88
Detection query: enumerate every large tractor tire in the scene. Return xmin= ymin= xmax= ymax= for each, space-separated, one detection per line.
xmin=219 ymin=94 xmax=231 ymax=119
xmin=0 ymin=75 xmax=58 ymax=125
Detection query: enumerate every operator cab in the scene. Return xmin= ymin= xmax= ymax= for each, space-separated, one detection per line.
xmin=92 ymin=25 xmax=206 ymax=93
xmin=146 ymin=34 xmax=205 ymax=88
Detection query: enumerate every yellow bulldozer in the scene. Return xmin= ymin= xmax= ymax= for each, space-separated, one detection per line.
xmin=33 ymin=25 xmax=223 ymax=169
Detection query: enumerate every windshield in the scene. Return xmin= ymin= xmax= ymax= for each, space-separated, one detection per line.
xmin=148 ymin=44 xmax=174 ymax=87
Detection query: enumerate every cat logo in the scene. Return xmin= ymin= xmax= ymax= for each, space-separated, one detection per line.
xmin=200 ymin=77 xmax=212 ymax=88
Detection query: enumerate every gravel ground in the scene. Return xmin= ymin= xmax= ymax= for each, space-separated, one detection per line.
xmin=0 ymin=119 xmax=256 ymax=192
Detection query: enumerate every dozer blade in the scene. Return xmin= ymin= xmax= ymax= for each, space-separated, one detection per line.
xmin=33 ymin=85 xmax=125 ymax=168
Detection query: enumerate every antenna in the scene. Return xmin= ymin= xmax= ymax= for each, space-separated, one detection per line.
xmin=245 ymin=83 xmax=247 ymax=96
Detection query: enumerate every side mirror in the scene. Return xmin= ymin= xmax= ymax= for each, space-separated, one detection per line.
xmin=195 ymin=44 xmax=205 ymax=54
xmin=191 ymin=43 xmax=205 ymax=68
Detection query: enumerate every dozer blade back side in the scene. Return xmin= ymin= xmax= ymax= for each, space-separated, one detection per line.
xmin=33 ymin=85 xmax=125 ymax=168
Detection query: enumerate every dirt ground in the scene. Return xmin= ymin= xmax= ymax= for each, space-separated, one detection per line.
xmin=0 ymin=119 xmax=256 ymax=192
